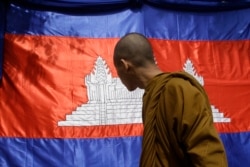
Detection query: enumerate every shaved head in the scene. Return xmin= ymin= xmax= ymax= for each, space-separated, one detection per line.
xmin=113 ymin=33 xmax=162 ymax=91
xmin=113 ymin=33 xmax=155 ymax=68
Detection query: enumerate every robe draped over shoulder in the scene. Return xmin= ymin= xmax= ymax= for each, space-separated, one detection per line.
xmin=140 ymin=71 xmax=228 ymax=167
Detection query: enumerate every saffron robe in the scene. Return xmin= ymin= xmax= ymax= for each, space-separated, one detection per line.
xmin=140 ymin=72 xmax=228 ymax=167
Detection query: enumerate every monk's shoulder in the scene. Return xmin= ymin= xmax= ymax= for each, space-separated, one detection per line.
xmin=164 ymin=77 xmax=190 ymax=89
xmin=163 ymin=76 xmax=202 ymax=96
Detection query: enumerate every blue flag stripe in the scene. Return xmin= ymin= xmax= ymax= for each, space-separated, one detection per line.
xmin=6 ymin=4 xmax=250 ymax=40
xmin=0 ymin=1 xmax=6 ymax=79
xmin=0 ymin=133 xmax=250 ymax=167
xmin=0 ymin=137 xmax=142 ymax=167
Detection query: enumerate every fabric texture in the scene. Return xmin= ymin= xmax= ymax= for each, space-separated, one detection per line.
xmin=140 ymin=71 xmax=228 ymax=167
xmin=1 ymin=2 xmax=250 ymax=167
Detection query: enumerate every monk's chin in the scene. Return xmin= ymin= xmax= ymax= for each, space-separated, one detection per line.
xmin=127 ymin=87 xmax=138 ymax=92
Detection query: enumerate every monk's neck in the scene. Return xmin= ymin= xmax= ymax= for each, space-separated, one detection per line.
xmin=135 ymin=66 xmax=163 ymax=89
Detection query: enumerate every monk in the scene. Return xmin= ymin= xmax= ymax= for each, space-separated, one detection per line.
xmin=113 ymin=32 xmax=228 ymax=167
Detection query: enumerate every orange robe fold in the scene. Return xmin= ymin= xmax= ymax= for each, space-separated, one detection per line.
xmin=140 ymin=72 xmax=228 ymax=167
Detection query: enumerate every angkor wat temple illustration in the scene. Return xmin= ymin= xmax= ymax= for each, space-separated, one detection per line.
xmin=58 ymin=56 xmax=230 ymax=126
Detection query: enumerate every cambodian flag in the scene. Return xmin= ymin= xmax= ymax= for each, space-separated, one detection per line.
xmin=0 ymin=1 xmax=249 ymax=167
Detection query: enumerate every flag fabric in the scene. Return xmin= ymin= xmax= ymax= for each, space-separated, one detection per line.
xmin=0 ymin=1 xmax=250 ymax=167
xmin=0 ymin=1 xmax=6 ymax=79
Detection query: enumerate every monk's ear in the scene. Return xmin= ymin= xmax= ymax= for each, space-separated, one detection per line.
xmin=120 ymin=59 xmax=131 ymax=72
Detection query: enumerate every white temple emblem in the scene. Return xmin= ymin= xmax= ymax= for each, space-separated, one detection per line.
xmin=183 ymin=59 xmax=204 ymax=86
xmin=183 ymin=58 xmax=230 ymax=123
xmin=58 ymin=56 xmax=144 ymax=126
xmin=58 ymin=57 xmax=230 ymax=126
